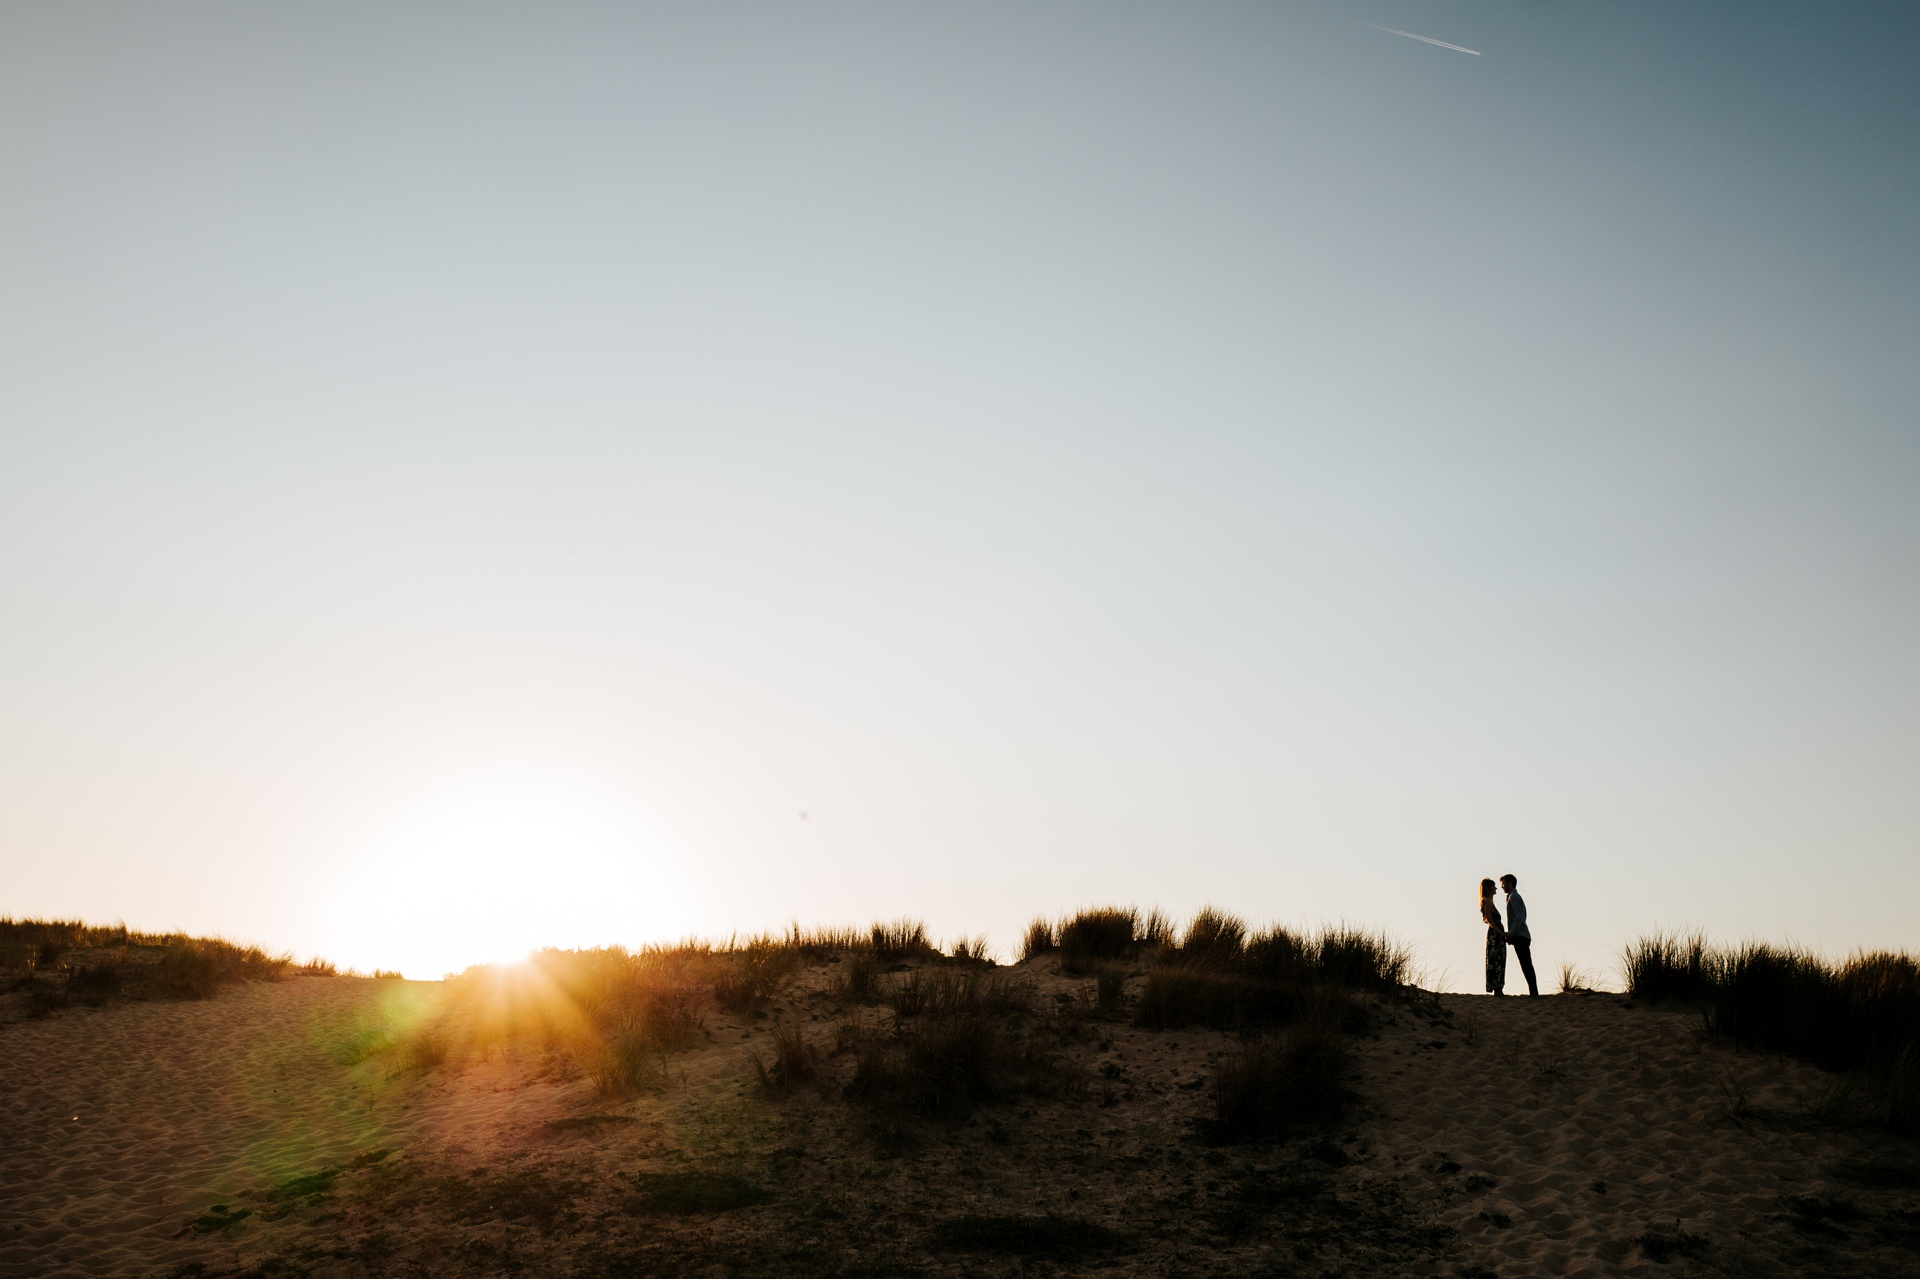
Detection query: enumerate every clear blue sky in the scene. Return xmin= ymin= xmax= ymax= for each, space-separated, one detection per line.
xmin=4 ymin=2 xmax=1916 ymax=982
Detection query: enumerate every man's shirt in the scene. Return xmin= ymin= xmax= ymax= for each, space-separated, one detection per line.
xmin=1505 ymin=892 xmax=1530 ymax=942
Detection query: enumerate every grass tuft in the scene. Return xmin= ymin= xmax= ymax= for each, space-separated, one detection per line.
xmin=845 ymin=973 xmax=1051 ymax=1122
xmin=1622 ymin=932 xmax=1716 ymax=1002
xmin=1133 ymin=913 xmax=1401 ymax=1033
xmin=829 ymin=949 xmax=885 ymax=1005
xmin=1623 ymin=933 xmax=1920 ymax=1136
xmin=751 ymin=1022 xmax=818 ymax=1097
xmin=1057 ymin=908 xmax=1137 ymax=973
xmin=870 ymin=919 xmax=933 ymax=961
xmin=948 ymin=935 xmax=993 ymax=964
xmin=1208 ymin=1026 xmax=1351 ymax=1142
xmin=711 ymin=943 xmax=790 ymax=1014
xmin=1 ymin=918 xmax=297 ymax=1012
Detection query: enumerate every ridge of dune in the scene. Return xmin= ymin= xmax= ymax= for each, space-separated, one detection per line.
xmin=3 ymin=966 xmax=1917 ymax=1277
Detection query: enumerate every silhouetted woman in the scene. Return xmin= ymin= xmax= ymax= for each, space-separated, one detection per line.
xmin=1480 ymin=878 xmax=1507 ymax=995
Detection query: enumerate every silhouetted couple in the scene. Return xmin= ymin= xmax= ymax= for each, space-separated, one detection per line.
xmin=1479 ymin=874 xmax=1537 ymax=997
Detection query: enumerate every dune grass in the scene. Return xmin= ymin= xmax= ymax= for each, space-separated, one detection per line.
xmin=1 ymin=916 xmax=295 ymax=1014
xmin=750 ymin=1022 xmax=819 ymax=1097
xmin=1624 ymin=933 xmax=1920 ymax=1134
xmin=1133 ymin=910 xmax=1409 ymax=1033
xmin=1209 ymin=1023 xmax=1352 ymax=1143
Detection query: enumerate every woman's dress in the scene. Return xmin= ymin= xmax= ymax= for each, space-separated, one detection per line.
xmin=1483 ymin=906 xmax=1507 ymax=994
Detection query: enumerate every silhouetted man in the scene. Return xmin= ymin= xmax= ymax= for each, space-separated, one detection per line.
xmin=1501 ymin=874 xmax=1538 ymax=997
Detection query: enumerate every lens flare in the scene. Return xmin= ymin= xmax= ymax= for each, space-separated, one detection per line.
xmin=320 ymin=781 xmax=697 ymax=978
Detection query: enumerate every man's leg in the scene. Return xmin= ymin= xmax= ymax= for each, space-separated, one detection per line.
xmin=1513 ymin=942 xmax=1540 ymax=997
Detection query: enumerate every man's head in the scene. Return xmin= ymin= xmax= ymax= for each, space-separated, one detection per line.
xmin=1500 ymin=874 xmax=1517 ymax=893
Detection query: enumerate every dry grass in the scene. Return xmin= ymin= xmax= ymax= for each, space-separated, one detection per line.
xmin=1 ymin=917 xmax=294 ymax=1015
xmin=750 ymin=1022 xmax=819 ymax=1097
xmin=1624 ymin=933 xmax=1920 ymax=1134
xmin=1209 ymin=1025 xmax=1352 ymax=1143
xmin=1133 ymin=911 xmax=1407 ymax=1033
xmin=1056 ymin=907 xmax=1138 ymax=973
xmin=869 ymin=919 xmax=934 ymax=961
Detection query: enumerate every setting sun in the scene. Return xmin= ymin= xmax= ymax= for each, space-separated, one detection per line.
xmin=323 ymin=782 xmax=698 ymax=979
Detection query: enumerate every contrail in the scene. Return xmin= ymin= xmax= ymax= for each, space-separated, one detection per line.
xmin=1366 ymin=23 xmax=1482 ymax=56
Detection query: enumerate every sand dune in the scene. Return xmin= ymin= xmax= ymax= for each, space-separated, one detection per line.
xmin=4 ymin=966 xmax=1916 ymax=1277
xmin=1357 ymin=991 xmax=1916 ymax=1276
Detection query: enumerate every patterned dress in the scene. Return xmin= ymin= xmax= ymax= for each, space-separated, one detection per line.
xmin=1483 ymin=902 xmax=1507 ymax=994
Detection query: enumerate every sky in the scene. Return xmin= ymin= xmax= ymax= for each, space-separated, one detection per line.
xmin=3 ymin=1 xmax=1916 ymax=985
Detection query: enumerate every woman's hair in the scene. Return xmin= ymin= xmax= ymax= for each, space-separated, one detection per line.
xmin=1479 ymin=878 xmax=1497 ymax=900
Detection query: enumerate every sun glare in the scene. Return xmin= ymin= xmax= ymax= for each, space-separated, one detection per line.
xmin=323 ymin=782 xmax=696 ymax=979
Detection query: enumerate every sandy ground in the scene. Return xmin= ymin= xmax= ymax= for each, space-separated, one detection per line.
xmin=1356 ymin=991 xmax=1920 ymax=1277
xmin=3 ymin=967 xmax=1917 ymax=1278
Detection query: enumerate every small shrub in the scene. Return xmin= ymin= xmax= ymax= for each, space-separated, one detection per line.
xmin=847 ymin=1008 xmax=1053 ymax=1120
xmin=776 ymin=923 xmax=866 ymax=959
xmin=153 ymin=936 xmax=290 ymax=1000
xmin=1058 ymin=908 xmax=1136 ymax=973
xmin=400 ymin=1027 xmax=451 ymax=1073
xmin=1019 ymin=918 xmax=1056 ymax=961
xmin=372 ymin=969 xmax=404 ymax=980
xmin=1311 ymin=926 xmax=1410 ymax=990
xmin=884 ymin=966 xmax=1032 ymax=1023
xmin=752 ymin=1023 xmax=818 ymax=1097
xmin=1178 ymin=909 xmax=1247 ymax=968
xmin=1622 ymin=932 xmax=1716 ymax=1002
xmin=1134 ymin=966 xmax=1359 ymax=1033
xmin=1208 ymin=1028 xmax=1350 ymax=1142
xmin=829 ymin=949 xmax=885 ymax=1005
xmin=885 ymin=969 xmax=933 ymax=1017
xmin=949 ymin=935 xmax=992 ymax=964
xmin=1242 ymin=927 xmax=1309 ymax=982
xmin=871 ymin=919 xmax=931 ymax=960
xmin=712 ymin=944 xmax=789 ymax=1013
xmin=590 ymin=1015 xmax=666 ymax=1095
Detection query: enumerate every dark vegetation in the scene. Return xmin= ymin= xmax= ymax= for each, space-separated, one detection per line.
xmin=1633 ymin=1225 xmax=1712 ymax=1262
xmin=624 ymin=1171 xmax=772 ymax=1215
xmin=389 ymin=907 xmax=1408 ymax=1153
xmin=928 ymin=1213 xmax=1133 ymax=1259
xmin=845 ymin=968 xmax=1058 ymax=1129
xmin=1013 ymin=907 xmax=1414 ymax=1145
xmin=401 ymin=922 xmax=1033 ymax=1123
xmin=1 ymin=916 xmax=295 ymax=1015
xmin=1625 ymin=932 xmax=1920 ymax=1134
xmin=1207 ymin=1029 xmax=1353 ymax=1143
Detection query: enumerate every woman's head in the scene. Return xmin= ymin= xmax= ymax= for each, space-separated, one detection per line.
xmin=1480 ymin=878 xmax=1497 ymax=901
